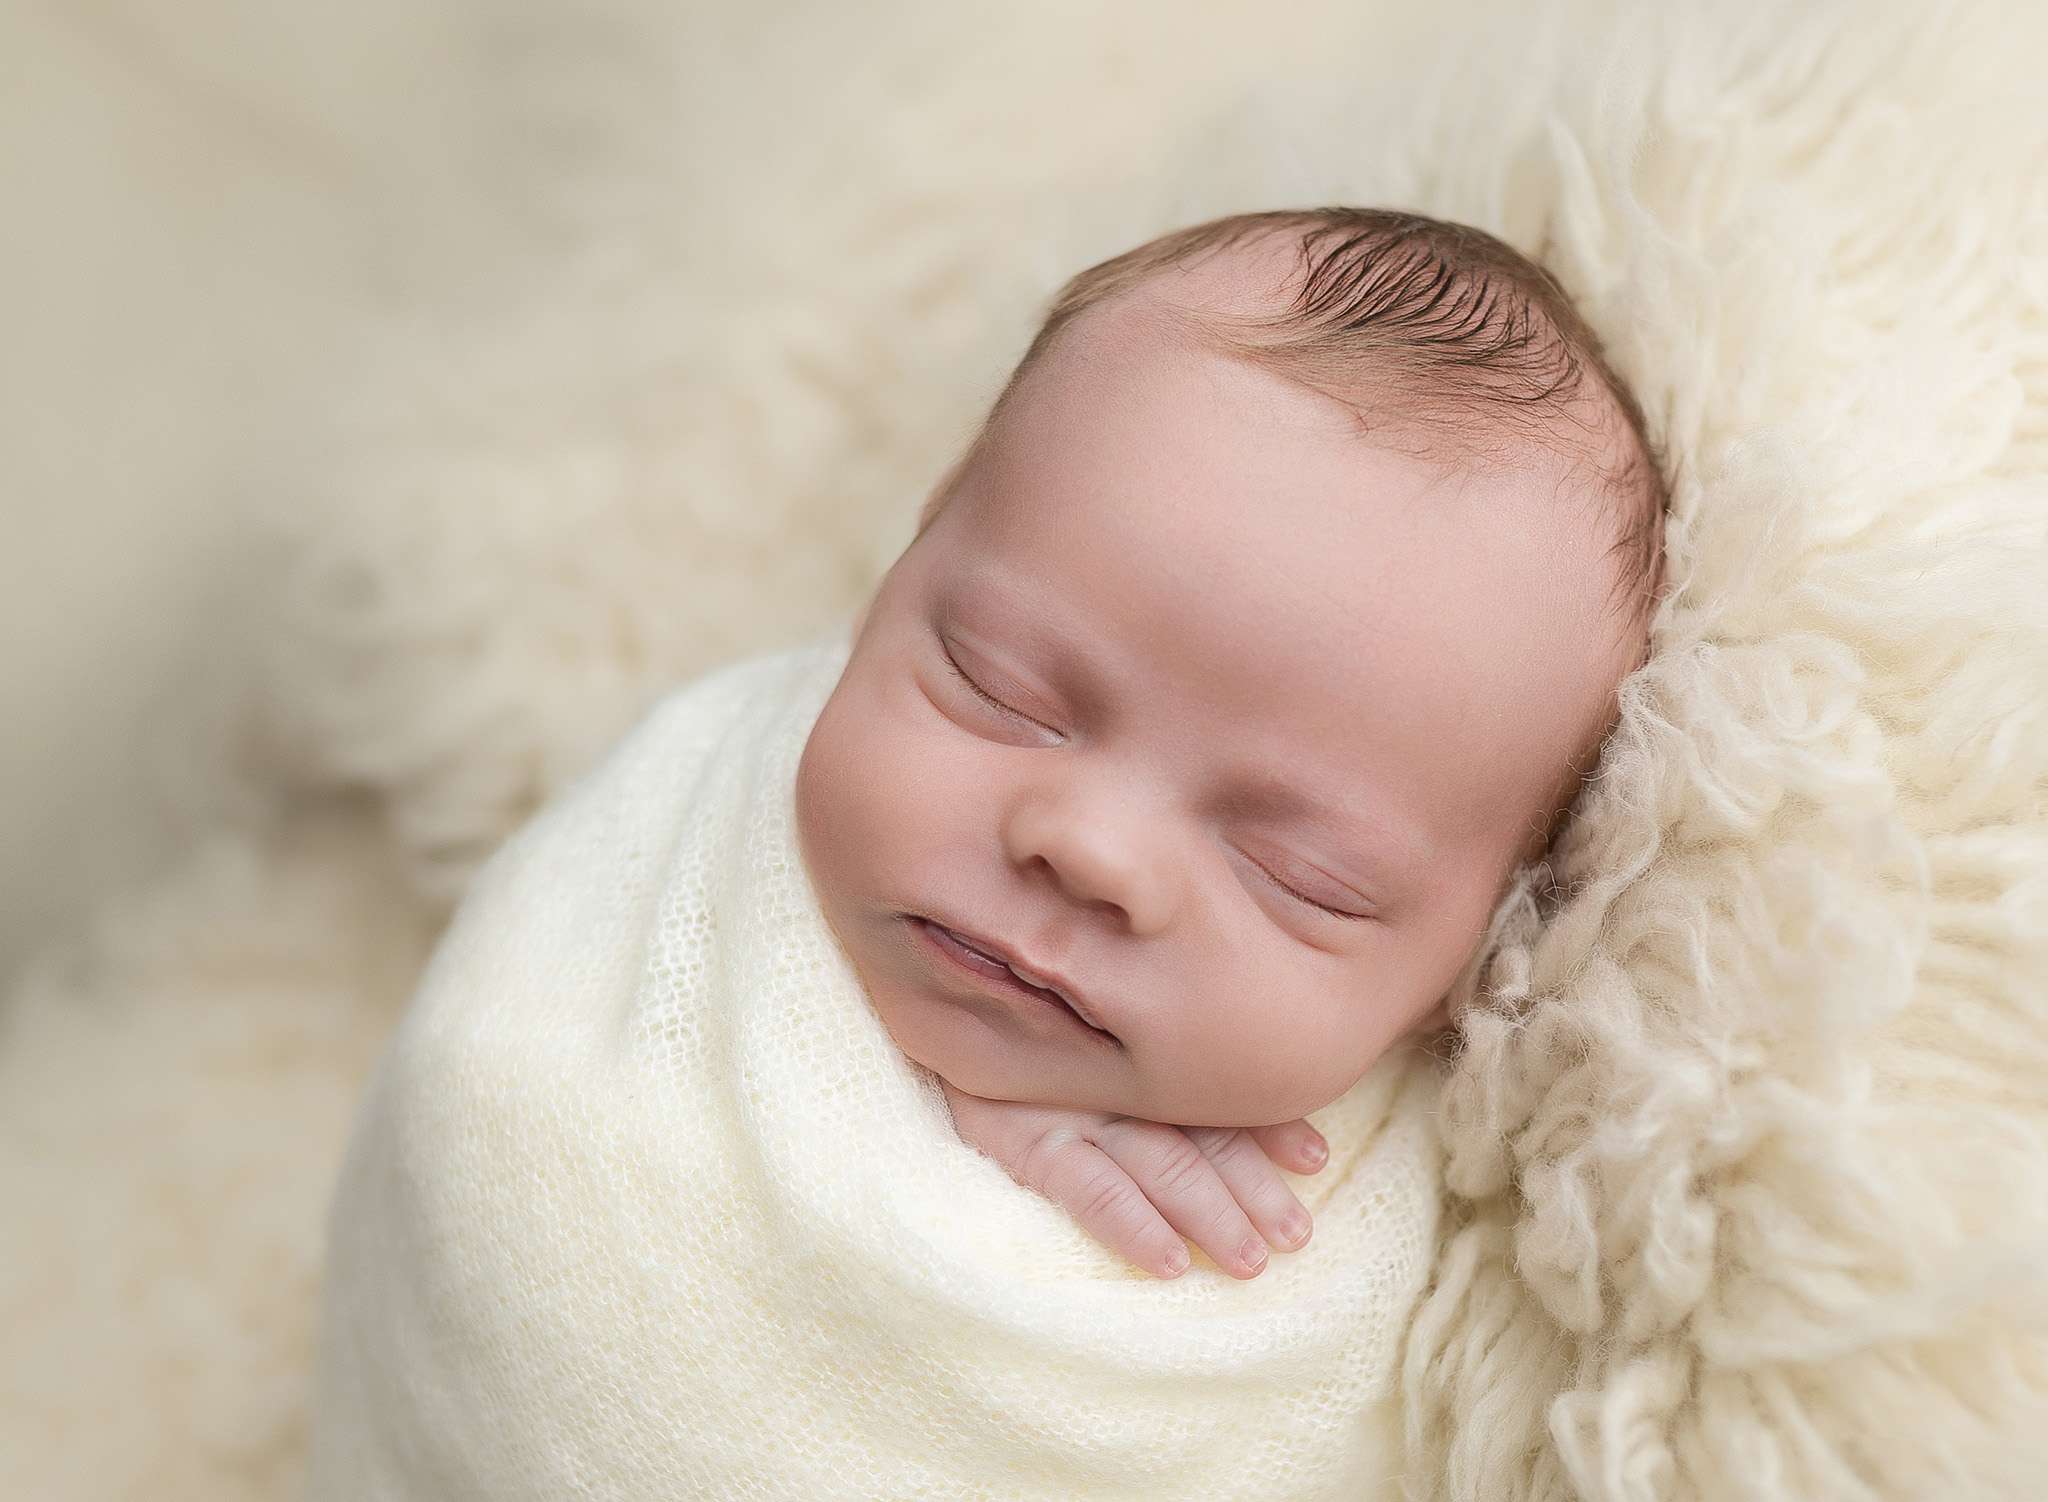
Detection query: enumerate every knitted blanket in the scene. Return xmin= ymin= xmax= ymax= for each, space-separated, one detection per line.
xmin=305 ymin=626 xmax=1445 ymax=1499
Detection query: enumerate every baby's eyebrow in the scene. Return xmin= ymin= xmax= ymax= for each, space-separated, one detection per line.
xmin=936 ymin=571 xmax=1116 ymax=707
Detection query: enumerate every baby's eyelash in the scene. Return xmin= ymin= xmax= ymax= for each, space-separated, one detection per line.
xmin=942 ymin=645 xmax=1040 ymax=725
xmin=1249 ymin=858 xmax=1372 ymax=922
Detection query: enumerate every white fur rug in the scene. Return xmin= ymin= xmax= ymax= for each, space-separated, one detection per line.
xmin=5 ymin=1 xmax=2044 ymax=1497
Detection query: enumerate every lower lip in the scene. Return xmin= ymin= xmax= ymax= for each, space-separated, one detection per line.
xmin=910 ymin=917 xmax=1115 ymax=1042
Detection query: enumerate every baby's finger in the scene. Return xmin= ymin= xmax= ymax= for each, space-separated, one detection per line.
xmin=1095 ymin=1119 xmax=1271 ymax=1279
xmin=1015 ymin=1129 xmax=1195 ymax=1280
xmin=1185 ymin=1125 xmax=1314 ymax=1255
xmin=1244 ymin=1120 xmax=1329 ymax=1176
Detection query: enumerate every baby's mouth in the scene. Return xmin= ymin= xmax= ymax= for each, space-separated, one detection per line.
xmin=906 ymin=915 xmax=1118 ymax=1043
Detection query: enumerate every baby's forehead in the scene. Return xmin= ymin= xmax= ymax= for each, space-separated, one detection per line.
xmin=1135 ymin=227 xmax=1320 ymax=322
xmin=1064 ymin=248 xmax=1638 ymax=594
xmin=1051 ymin=236 xmax=1308 ymax=382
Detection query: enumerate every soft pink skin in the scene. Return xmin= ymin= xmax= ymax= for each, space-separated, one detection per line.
xmin=794 ymin=248 xmax=1642 ymax=1129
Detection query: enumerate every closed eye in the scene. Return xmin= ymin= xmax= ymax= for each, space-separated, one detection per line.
xmin=1244 ymin=853 xmax=1374 ymax=923
xmin=940 ymin=642 xmax=1057 ymax=734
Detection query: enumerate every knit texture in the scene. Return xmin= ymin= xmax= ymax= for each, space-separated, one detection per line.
xmin=306 ymin=626 xmax=1443 ymax=1499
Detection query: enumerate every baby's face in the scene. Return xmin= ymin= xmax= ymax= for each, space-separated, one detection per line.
xmin=796 ymin=283 xmax=1636 ymax=1127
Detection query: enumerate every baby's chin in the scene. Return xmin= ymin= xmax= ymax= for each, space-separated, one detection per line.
xmin=905 ymin=1007 xmax=1437 ymax=1129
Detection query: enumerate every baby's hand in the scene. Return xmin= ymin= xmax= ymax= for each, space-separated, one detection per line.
xmin=936 ymin=1078 xmax=1325 ymax=1280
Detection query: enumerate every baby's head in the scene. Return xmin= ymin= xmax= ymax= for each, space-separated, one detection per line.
xmin=796 ymin=207 xmax=1667 ymax=1126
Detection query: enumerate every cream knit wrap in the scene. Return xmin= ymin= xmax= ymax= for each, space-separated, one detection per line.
xmin=306 ymin=626 xmax=1445 ymax=1499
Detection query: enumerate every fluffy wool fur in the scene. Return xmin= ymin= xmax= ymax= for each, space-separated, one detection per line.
xmin=4 ymin=0 xmax=2044 ymax=1496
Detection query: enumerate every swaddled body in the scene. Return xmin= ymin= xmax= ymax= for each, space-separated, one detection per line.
xmin=307 ymin=631 xmax=1443 ymax=1498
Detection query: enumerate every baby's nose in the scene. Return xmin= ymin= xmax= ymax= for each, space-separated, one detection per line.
xmin=1002 ymin=787 xmax=1179 ymax=935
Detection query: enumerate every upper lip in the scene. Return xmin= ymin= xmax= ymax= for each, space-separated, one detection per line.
xmin=923 ymin=916 xmax=1113 ymax=1035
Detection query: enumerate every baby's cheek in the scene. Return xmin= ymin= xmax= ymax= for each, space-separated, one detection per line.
xmin=797 ymin=678 xmax=932 ymax=903
xmin=1252 ymin=984 xmax=1396 ymax=1122
xmin=794 ymin=697 xmax=875 ymax=908
xmin=1157 ymin=981 xmax=1316 ymax=1123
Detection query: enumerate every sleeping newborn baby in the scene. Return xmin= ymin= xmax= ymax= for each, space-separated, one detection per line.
xmin=797 ymin=207 xmax=1664 ymax=1280
xmin=309 ymin=206 xmax=1666 ymax=1500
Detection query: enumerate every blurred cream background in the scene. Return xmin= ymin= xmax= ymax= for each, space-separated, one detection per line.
xmin=0 ymin=1 xmax=520 ymax=976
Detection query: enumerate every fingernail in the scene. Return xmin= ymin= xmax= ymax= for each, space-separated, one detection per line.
xmin=1239 ymin=1237 xmax=1268 ymax=1273
xmin=1304 ymin=1139 xmax=1328 ymax=1168
xmin=1279 ymin=1211 xmax=1311 ymax=1248
xmin=1161 ymin=1246 xmax=1190 ymax=1278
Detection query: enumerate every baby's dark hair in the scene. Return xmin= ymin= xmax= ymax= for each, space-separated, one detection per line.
xmin=922 ymin=206 xmax=1671 ymax=639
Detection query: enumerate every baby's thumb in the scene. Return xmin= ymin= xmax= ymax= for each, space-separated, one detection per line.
xmin=1246 ymin=1120 xmax=1329 ymax=1174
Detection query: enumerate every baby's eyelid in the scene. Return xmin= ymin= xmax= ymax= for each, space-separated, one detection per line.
xmin=941 ymin=642 xmax=1060 ymax=734
xmin=1244 ymin=850 xmax=1373 ymax=922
